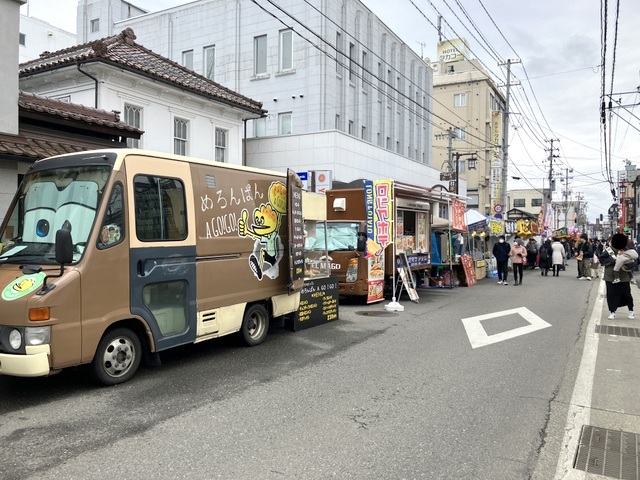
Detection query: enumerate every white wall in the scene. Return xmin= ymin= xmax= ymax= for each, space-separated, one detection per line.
xmin=18 ymin=15 xmax=76 ymax=62
xmin=246 ymin=131 xmax=456 ymax=192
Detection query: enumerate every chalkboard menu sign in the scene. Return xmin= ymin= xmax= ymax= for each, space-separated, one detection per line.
xmin=294 ymin=276 xmax=339 ymax=331
xmin=288 ymin=169 xmax=305 ymax=293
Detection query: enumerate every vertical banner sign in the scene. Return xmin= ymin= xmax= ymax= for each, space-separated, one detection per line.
xmin=460 ymin=254 xmax=477 ymax=286
xmin=287 ymin=170 xmax=305 ymax=293
xmin=451 ymin=198 xmax=466 ymax=232
xmin=491 ymin=111 xmax=503 ymax=217
xmin=364 ymin=180 xmax=393 ymax=303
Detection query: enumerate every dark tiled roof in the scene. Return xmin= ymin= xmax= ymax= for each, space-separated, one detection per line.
xmin=20 ymin=28 xmax=265 ymax=116
xmin=0 ymin=131 xmax=118 ymax=160
xmin=19 ymin=91 xmax=143 ymax=134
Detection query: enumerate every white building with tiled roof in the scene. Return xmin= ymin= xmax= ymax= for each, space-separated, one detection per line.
xmin=19 ymin=28 xmax=265 ymax=166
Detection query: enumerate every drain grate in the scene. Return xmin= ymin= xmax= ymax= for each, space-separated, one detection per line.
xmin=356 ymin=311 xmax=399 ymax=317
xmin=574 ymin=425 xmax=640 ymax=479
xmin=595 ymin=324 xmax=640 ymax=338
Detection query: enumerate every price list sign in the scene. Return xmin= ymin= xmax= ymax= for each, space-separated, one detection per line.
xmin=288 ymin=170 xmax=305 ymax=293
xmin=294 ymin=276 xmax=339 ymax=331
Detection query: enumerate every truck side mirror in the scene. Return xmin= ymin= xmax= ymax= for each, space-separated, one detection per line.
xmin=37 ymin=228 xmax=73 ymax=295
xmin=357 ymin=232 xmax=366 ymax=252
xmin=55 ymin=228 xmax=73 ymax=265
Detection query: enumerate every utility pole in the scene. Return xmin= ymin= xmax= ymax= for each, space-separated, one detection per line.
xmin=545 ymin=138 xmax=560 ymax=204
xmin=498 ymin=58 xmax=521 ymax=215
xmin=563 ymin=167 xmax=573 ymax=228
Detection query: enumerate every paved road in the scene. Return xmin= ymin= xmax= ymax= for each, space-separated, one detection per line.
xmin=0 ymin=262 xmax=607 ymax=479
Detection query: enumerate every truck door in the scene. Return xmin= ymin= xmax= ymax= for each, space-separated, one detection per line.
xmin=126 ymin=157 xmax=197 ymax=351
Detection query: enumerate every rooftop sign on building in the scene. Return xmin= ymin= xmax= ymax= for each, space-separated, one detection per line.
xmin=437 ymin=38 xmax=469 ymax=63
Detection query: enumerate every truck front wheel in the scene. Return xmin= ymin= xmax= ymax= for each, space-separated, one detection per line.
xmin=92 ymin=327 xmax=142 ymax=385
xmin=240 ymin=304 xmax=269 ymax=346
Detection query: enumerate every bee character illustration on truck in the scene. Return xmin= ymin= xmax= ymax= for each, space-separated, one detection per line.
xmin=238 ymin=181 xmax=287 ymax=280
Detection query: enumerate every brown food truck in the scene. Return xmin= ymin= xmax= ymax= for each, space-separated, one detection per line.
xmin=0 ymin=149 xmax=316 ymax=385
xmin=321 ymin=181 xmax=432 ymax=303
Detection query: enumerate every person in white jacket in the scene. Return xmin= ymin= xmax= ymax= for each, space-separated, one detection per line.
xmin=550 ymin=237 xmax=566 ymax=277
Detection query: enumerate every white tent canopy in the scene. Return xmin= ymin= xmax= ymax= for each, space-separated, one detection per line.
xmin=465 ymin=209 xmax=487 ymax=227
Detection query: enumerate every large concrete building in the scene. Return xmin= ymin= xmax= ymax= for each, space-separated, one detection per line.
xmin=431 ymin=54 xmax=506 ymax=215
xmin=72 ymin=0 xmax=452 ymax=193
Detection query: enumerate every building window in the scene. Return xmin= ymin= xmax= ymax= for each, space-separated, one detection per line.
xmin=467 ymin=193 xmax=479 ymax=208
xmin=531 ymin=198 xmax=543 ymax=207
xmin=254 ymin=35 xmax=267 ymax=75
xmin=386 ymin=136 xmax=391 ymax=149
xmin=439 ymin=203 xmax=449 ymax=219
xmin=335 ymin=114 xmax=340 ymax=130
xmin=454 ymin=127 xmax=467 ymax=140
xmin=174 ymin=118 xmax=188 ymax=155
xmin=279 ymin=112 xmax=292 ymax=135
xmin=19 ymin=33 xmax=26 ymax=46
xmin=124 ymin=104 xmax=142 ymax=148
xmin=348 ymin=120 xmax=354 ymax=135
xmin=458 ymin=160 xmax=466 ymax=173
xmin=361 ymin=50 xmax=368 ymax=83
xmin=348 ymin=43 xmax=355 ymax=82
xmin=514 ymin=199 xmax=526 ymax=208
xmin=182 ymin=50 xmax=193 ymax=70
xmin=335 ymin=32 xmax=342 ymax=75
xmin=254 ymin=117 xmax=266 ymax=138
xmin=203 ymin=45 xmax=215 ymax=80
xmin=215 ymin=128 xmax=227 ymax=162
xmin=454 ymin=93 xmax=467 ymax=107
xmin=361 ymin=126 xmax=366 ymax=140
xmin=90 ymin=18 xmax=100 ymax=33
xmin=279 ymin=29 xmax=293 ymax=71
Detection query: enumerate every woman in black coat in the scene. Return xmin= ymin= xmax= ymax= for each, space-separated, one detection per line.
xmin=539 ymin=238 xmax=553 ymax=275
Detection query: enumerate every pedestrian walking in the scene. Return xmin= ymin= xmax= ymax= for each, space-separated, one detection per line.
xmin=539 ymin=238 xmax=552 ymax=276
xmin=590 ymin=239 xmax=602 ymax=279
xmin=509 ymin=238 xmax=527 ymax=285
xmin=526 ymin=238 xmax=538 ymax=270
xmin=600 ymin=233 xmax=635 ymax=319
xmin=576 ymin=233 xmax=594 ymax=280
xmin=551 ymin=237 xmax=566 ymax=276
xmin=492 ymin=235 xmax=511 ymax=285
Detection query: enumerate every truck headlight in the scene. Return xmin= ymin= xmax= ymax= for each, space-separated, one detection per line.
xmin=25 ymin=326 xmax=51 ymax=346
xmin=9 ymin=329 xmax=22 ymax=349
xmin=346 ymin=258 xmax=358 ymax=283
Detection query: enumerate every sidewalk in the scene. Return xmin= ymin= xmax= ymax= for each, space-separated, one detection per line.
xmin=573 ymin=277 xmax=640 ymax=479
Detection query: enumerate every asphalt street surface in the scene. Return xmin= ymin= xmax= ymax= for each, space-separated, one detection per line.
xmin=0 ymin=261 xmax=611 ymax=479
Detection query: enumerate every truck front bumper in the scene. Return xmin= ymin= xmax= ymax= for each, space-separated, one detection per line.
xmin=0 ymin=345 xmax=51 ymax=377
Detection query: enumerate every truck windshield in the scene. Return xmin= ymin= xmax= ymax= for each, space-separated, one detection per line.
xmin=314 ymin=222 xmax=360 ymax=251
xmin=0 ymin=165 xmax=111 ymax=264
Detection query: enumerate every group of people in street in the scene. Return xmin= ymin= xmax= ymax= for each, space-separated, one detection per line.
xmin=491 ymin=231 xmax=640 ymax=321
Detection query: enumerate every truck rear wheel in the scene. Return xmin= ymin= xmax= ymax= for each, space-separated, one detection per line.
xmin=91 ymin=327 xmax=142 ymax=385
xmin=240 ymin=304 xmax=269 ymax=346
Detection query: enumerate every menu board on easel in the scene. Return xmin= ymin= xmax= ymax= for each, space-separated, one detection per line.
xmin=460 ymin=254 xmax=477 ymax=286
xmin=397 ymin=252 xmax=419 ymax=303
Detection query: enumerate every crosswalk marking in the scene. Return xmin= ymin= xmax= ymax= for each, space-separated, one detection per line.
xmin=461 ymin=307 xmax=552 ymax=349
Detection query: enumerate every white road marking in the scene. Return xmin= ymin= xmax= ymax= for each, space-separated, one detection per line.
xmin=461 ymin=307 xmax=552 ymax=349
xmin=553 ymin=278 xmax=605 ymax=479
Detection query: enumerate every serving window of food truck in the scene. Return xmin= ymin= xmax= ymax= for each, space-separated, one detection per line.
xmin=395 ymin=198 xmax=430 ymax=269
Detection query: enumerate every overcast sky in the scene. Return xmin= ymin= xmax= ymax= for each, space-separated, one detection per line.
xmin=21 ymin=0 xmax=640 ymax=225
